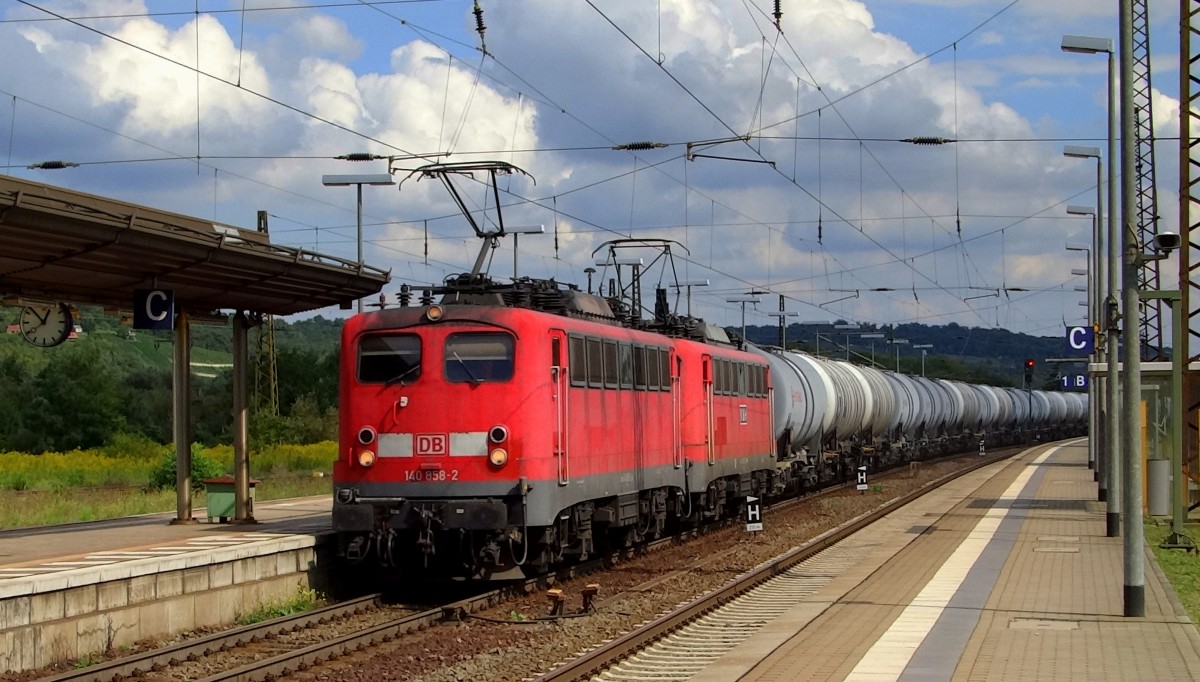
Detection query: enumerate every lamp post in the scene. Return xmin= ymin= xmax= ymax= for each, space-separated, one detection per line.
xmin=834 ymin=323 xmax=860 ymax=361
xmin=767 ymin=311 xmax=799 ymax=349
xmin=505 ymin=224 xmax=545 ymax=279
xmin=671 ymin=279 xmax=710 ymax=316
xmin=1062 ymin=30 xmax=1121 ymax=544
xmin=890 ymin=338 xmax=909 ymax=372
xmin=1067 ymin=208 xmax=1103 ymax=484
xmin=1116 ymin=3 xmax=1144 ymax=616
xmin=913 ymin=344 xmax=933 ymax=377
xmin=726 ymin=293 xmax=763 ymax=345
xmin=322 ymin=173 xmax=395 ymax=313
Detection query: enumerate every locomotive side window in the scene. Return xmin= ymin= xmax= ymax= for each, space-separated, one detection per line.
xmin=586 ymin=338 xmax=604 ymax=387
xmin=737 ymin=363 xmax=747 ymax=396
xmin=645 ymin=346 xmax=660 ymax=391
xmin=657 ymin=349 xmax=670 ymax=389
xmin=618 ymin=344 xmax=634 ymax=389
xmin=602 ymin=340 xmax=619 ymax=388
xmin=633 ymin=346 xmax=647 ymax=389
xmin=358 ymin=334 xmax=421 ymax=384
xmin=569 ymin=336 xmax=586 ymax=386
xmin=444 ymin=333 xmax=514 ymax=383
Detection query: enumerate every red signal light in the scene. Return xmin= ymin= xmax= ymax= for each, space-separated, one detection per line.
xmin=1024 ymin=358 xmax=1035 ymax=370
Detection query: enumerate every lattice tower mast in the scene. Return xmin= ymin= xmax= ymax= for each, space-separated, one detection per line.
xmin=253 ymin=210 xmax=279 ymax=417
xmin=1181 ymin=0 xmax=1200 ymax=493
xmin=1133 ymin=0 xmax=1164 ymax=360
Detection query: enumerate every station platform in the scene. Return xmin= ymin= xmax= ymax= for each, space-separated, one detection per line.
xmin=692 ymin=440 xmax=1200 ymax=682
xmin=0 ymin=496 xmax=335 ymax=673
xmin=0 ymin=495 xmax=331 ymax=573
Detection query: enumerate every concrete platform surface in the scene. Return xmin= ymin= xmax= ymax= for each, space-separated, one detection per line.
xmin=691 ymin=440 xmax=1200 ymax=682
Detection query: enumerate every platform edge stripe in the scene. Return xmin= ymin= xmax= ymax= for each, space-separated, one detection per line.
xmin=842 ymin=446 xmax=1059 ymax=681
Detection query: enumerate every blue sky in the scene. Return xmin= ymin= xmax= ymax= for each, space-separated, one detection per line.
xmin=0 ymin=0 xmax=1184 ymax=339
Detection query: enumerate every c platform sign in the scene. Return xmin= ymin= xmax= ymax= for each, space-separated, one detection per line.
xmin=134 ymin=289 xmax=175 ymax=330
xmin=1065 ymin=326 xmax=1094 ymax=355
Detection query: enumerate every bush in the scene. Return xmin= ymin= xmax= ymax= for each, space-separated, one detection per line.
xmin=149 ymin=443 xmax=225 ymax=490
xmin=104 ymin=432 xmax=168 ymax=461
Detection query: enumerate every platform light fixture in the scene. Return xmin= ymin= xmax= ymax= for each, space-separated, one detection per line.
xmin=670 ymin=278 xmax=710 ymax=316
xmin=726 ymin=293 xmax=763 ymax=345
xmin=322 ymin=173 xmax=395 ymax=313
xmin=504 ymin=224 xmax=544 ymax=279
xmin=766 ymin=310 xmax=799 ymax=349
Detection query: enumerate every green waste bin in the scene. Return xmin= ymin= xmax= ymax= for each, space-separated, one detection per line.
xmin=202 ymin=476 xmax=260 ymax=523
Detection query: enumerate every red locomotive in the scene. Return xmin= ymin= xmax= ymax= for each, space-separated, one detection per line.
xmin=333 ymin=274 xmax=774 ymax=579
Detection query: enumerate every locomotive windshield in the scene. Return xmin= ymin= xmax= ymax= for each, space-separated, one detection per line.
xmin=358 ymin=334 xmax=421 ymax=384
xmin=445 ymin=333 xmax=514 ymax=383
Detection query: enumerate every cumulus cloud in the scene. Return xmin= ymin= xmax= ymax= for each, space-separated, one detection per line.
xmin=0 ymin=0 xmax=1150 ymax=333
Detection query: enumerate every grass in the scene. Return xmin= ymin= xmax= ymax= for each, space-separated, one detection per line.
xmin=1146 ymin=520 xmax=1200 ymax=625
xmin=235 ymin=586 xmax=323 ymax=625
xmin=0 ymin=475 xmax=332 ymax=529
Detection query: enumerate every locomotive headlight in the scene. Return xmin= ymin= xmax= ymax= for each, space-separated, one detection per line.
xmin=357 ymin=426 xmax=377 ymax=445
xmin=357 ymin=450 xmax=377 ymax=468
xmin=425 ymin=304 xmax=445 ymax=322
xmin=488 ymin=425 xmax=509 ymax=444
xmin=488 ymin=448 xmax=509 ymax=467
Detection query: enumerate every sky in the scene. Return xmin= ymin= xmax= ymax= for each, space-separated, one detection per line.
xmin=0 ymin=0 xmax=1185 ymax=340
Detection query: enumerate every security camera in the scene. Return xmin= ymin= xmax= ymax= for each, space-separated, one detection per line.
xmin=1153 ymin=232 xmax=1181 ymax=252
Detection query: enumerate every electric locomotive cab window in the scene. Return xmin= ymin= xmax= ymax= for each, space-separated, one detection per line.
xmin=444 ymin=333 xmax=514 ymax=383
xmin=358 ymin=334 xmax=422 ymax=384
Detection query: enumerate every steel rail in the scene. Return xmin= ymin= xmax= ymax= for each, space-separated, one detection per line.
xmin=528 ymin=445 xmax=1035 ymax=682
xmin=38 ymin=593 xmax=386 ymax=682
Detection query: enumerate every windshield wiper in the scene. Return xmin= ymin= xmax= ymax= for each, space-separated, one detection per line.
xmin=451 ymin=351 xmax=481 ymax=384
xmin=385 ymin=365 xmax=420 ymax=387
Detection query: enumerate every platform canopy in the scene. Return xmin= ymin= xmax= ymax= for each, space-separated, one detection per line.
xmin=0 ymin=174 xmax=389 ymax=316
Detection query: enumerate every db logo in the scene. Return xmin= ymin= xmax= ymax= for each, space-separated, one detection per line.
xmin=416 ymin=433 xmax=448 ymax=456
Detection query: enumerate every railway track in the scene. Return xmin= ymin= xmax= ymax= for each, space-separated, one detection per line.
xmin=33 ymin=446 xmax=1024 ymax=682
xmin=35 ymin=535 xmax=684 ymax=682
xmin=527 ymin=447 xmax=1021 ymax=682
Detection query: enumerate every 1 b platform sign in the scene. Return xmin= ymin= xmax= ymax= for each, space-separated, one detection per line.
xmin=745 ymin=496 xmax=763 ymax=532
